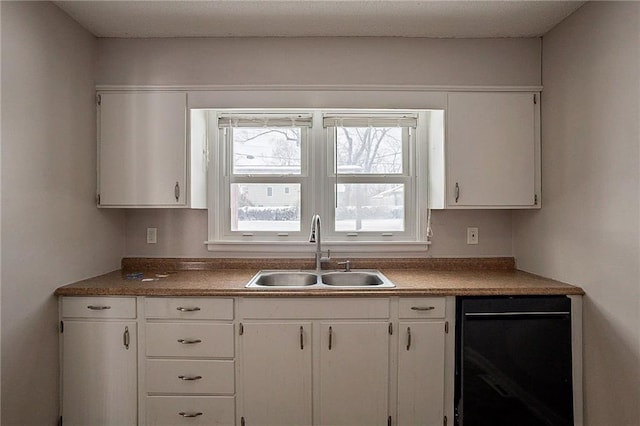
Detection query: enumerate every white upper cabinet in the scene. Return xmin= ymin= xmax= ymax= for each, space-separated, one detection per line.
xmin=98 ymin=92 xmax=206 ymax=208
xmin=431 ymin=92 xmax=540 ymax=209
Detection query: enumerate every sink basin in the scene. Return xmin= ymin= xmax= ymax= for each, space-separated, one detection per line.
xmin=246 ymin=270 xmax=394 ymax=288
xmin=321 ymin=272 xmax=383 ymax=286
xmin=252 ymin=271 xmax=318 ymax=287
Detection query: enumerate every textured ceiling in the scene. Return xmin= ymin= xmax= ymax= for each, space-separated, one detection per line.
xmin=54 ymin=1 xmax=586 ymax=38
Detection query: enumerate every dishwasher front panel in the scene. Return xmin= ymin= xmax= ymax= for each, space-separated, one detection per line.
xmin=455 ymin=296 xmax=574 ymax=426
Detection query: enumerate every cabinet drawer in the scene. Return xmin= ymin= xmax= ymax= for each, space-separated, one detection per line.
xmin=398 ymin=298 xmax=446 ymax=319
xmin=62 ymin=297 xmax=136 ymax=319
xmin=146 ymin=359 xmax=234 ymax=394
xmin=146 ymin=323 xmax=234 ymax=358
xmin=145 ymin=298 xmax=233 ymax=320
xmin=145 ymin=396 xmax=234 ymax=426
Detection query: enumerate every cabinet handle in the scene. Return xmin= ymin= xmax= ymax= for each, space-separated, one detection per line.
xmin=178 ymin=412 xmax=203 ymax=418
xmin=300 ymin=326 xmax=304 ymax=350
xmin=178 ymin=375 xmax=202 ymax=381
xmin=123 ymin=326 xmax=130 ymax=350
xmin=175 ymin=182 xmax=180 ymax=202
xmin=176 ymin=306 xmax=201 ymax=312
xmin=406 ymin=327 xmax=411 ymax=351
xmin=87 ymin=305 xmax=111 ymax=310
xmin=328 ymin=326 xmax=333 ymax=350
xmin=411 ymin=306 xmax=435 ymax=311
xmin=177 ymin=338 xmax=202 ymax=344
xmin=455 ymin=182 xmax=460 ymax=203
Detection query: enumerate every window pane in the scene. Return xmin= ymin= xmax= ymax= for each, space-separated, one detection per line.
xmin=335 ymin=184 xmax=404 ymax=232
xmin=335 ymin=127 xmax=403 ymax=174
xmin=231 ymin=184 xmax=300 ymax=231
xmin=233 ymin=127 xmax=302 ymax=174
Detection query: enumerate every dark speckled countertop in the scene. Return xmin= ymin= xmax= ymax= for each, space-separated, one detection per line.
xmin=54 ymin=257 xmax=584 ymax=297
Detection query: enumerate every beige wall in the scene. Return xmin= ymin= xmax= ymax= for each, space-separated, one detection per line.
xmin=96 ymin=36 xmax=541 ymax=258
xmin=513 ymin=2 xmax=640 ymax=425
xmin=125 ymin=209 xmax=513 ymax=257
xmin=97 ymin=37 xmax=541 ymax=87
xmin=0 ymin=3 xmax=126 ymax=425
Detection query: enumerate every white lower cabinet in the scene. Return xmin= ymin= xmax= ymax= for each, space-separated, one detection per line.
xmin=60 ymin=297 xmax=138 ymax=426
xmin=397 ymin=321 xmax=446 ymax=425
xmin=317 ymin=322 xmax=390 ymax=426
xmin=141 ymin=297 xmax=235 ymax=426
xmin=61 ymin=296 xmax=452 ymax=426
xmin=396 ymin=297 xmax=450 ymax=426
xmin=240 ymin=322 xmax=313 ymax=425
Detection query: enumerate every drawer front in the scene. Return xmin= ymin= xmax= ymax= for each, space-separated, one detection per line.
xmin=146 ymin=396 xmax=234 ymax=426
xmin=241 ymin=297 xmax=390 ymax=319
xmin=146 ymin=359 xmax=234 ymax=394
xmin=398 ymin=297 xmax=446 ymax=319
xmin=62 ymin=297 xmax=136 ymax=319
xmin=146 ymin=323 xmax=234 ymax=358
xmin=145 ymin=298 xmax=233 ymax=320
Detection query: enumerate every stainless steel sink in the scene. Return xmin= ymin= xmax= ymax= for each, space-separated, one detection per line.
xmin=246 ymin=270 xmax=394 ymax=288
xmin=252 ymin=271 xmax=318 ymax=287
xmin=321 ymin=272 xmax=383 ymax=286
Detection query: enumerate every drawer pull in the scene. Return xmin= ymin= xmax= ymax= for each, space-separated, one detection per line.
xmin=178 ymin=375 xmax=203 ymax=381
xmin=123 ymin=326 xmax=130 ymax=350
xmin=411 ymin=306 xmax=435 ymax=311
xmin=177 ymin=338 xmax=202 ymax=344
xmin=87 ymin=305 xmax=111 ymax=310
xmin=178 ymin=412 xmax=203 ymax=418
xmin=176 ymin=306 xmax=201 ymax=312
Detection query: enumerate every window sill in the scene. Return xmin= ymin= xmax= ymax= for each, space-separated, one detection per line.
xmin=204 ymin=240 xmax=431 ymax=256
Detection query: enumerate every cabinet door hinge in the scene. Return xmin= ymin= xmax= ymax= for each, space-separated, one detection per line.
xmin=96 ymin=94 xmax=101 ymax=106
xmin=445 ymin=321 xmax=449 ymax=334
xmin=60 ymin=321 xmax=64 ymax=334
xmin=388 ymin=323 xmax=393 ymax=335
xmin=533 ymin=93 xmax=537 ymax=104
xmin=241 ymin=416 xmax=245 ymax=426
xmin=239 ymin=323 xmax=244 ymax=336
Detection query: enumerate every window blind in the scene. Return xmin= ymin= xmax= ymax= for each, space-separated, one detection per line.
xmin=218 ymin=114 xmax=313 ymax=128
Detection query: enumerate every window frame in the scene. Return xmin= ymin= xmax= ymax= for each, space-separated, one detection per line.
xmin=206 ymin=108 xmax=433 ymax=252
xmin=322 ymin=121 xmax=417 ymax=241
xmin=214 ymin=111 xmax=313 ymax=242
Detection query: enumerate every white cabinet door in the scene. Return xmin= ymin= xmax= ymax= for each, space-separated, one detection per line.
xmin=240 ymin=322 xmax=312 ymax=426
xmin=397 ymin=321 xmax=446 ymax=426
xmin=447 ymin=92 xmax=538 ymax=207
xmin=318 ymin=322 xmax=390 ymax=426
xmin=98 ymin=92 xmax=187 ymax=207
xmin=62 ymin=321 xmax=137 ymax=426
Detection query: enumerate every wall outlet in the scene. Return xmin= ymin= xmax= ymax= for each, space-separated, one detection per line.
xmin=146 ymin=227 xmax=157 ymax=244
xmin=467 ymin=227 xmax=478 ymax=245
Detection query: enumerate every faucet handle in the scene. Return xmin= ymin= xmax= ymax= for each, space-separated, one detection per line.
xmin=337 ymin=260 xmax=351 ymax=272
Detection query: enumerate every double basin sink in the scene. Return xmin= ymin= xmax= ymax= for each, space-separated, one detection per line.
xmin=246 ymin=270 xmax=395 ymax=289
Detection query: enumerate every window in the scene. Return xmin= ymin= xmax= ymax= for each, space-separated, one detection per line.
xmin=208 ymin=109 xmax=440 ymax=251
xmin=324 ymin=114 xmax=416 ymax=239
xmin=217 ymin=113 xmax=312 ymax=238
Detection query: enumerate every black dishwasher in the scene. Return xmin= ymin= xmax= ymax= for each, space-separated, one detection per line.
xmin=455 ymin=296 xmax=574 ymax=426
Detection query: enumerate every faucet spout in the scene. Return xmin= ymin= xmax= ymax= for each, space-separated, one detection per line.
xmin=309 ymin=215 xmax=329 ymax=273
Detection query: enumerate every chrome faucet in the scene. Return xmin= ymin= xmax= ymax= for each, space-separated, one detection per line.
xmin=309 ymin=214 xmax=330 ymax=273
